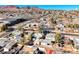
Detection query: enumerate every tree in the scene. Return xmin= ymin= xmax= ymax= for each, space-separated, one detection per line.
xmin=17 ymin=32 xmax=33 ymax=46
xmin=50 ymin=17 xmax=57 ymax=25
xmin=66 ymin=24 xmax=79 ymax=29
xmin=17 ymin=38 xmax=25 ymax=46
xmin=39 ymin=23 xmax=45 ymax=33
xmin=55 ymin=32 xmax=62 ymax=43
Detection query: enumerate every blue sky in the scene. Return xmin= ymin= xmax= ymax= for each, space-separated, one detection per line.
xmin=16 ymin=5 xmax=79 ymax=10
xmin=1 ymin=5 xmax=79 ymax=10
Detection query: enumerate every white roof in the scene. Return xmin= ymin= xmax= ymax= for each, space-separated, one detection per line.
xmin=0 ymin=38 xmax=9 ymax=47
xmin=39 ymin=47 xmax=46 ymax=51
xmin=46 ymin=33 xmax=55 ymax=41
xmin=33 ymin=33 xmax=43 ymax=38
xmin=4 ymin=48 xmax=9 ymax=52
xmin=41 ymin=39 xmax=51 ymax=44
xmin=74 ymin=38 xmax=79 ymax=42
xmin=74 ymin=38 xmax=79 ymax=46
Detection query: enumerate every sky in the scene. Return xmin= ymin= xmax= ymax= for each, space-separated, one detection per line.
xmin=16 ymin=5 xmax=79 ymax=10
xmin=1 ymin=5 xmax=79 ymax=10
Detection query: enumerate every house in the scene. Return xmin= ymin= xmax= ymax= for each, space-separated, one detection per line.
xmin=40 ymin=18 xmax=47 ymax=24
xmin=23 ymin=29 xmax=34 ymax=41
xmin=64 ymin=35 xmax=79 ymax=48
xmin=34 ymin=39 xmax=40 ymax=45
xmin=24 ymin=28 xmax=34 ymax=35
xmin=46 ymin=33 xmax=55 ymax=42
xmin=0 ymin=38 xmax=17 ymax=52
xmin=40 ymin=33 xmax=55 ymax=46
xmin=0 ymin=38 xmax=10 ymax=47
xmin=56 ymin=23 xmax=64 ymax=31
xmin=33 ymin=48 xmax=45 ymax=54
xmin=32 ymin=32 xmax=43 ymax=45
xmin=23 ymin=21 xmax=39 ymax=30
xmin=32 ymin=32 xmax=43 ymax=39
xmin=3 ymin=40 xmax=17 ymax=52
xmin=40 ymin=39 xmax=53 ymax=49
xmin=41 ymin=40 xmax=51 ymax=45
xmin=11 ymin=30 xmax=23 ymax=41
xmin=73 ymin=38 xmax=79 ymax=48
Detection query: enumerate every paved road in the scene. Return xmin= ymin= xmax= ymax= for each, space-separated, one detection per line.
xmin=50 ymin=30 xmax=79 ymax=36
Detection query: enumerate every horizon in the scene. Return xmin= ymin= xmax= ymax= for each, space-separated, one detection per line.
xmin=0 ymin=5 xmax=79 ymax=10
